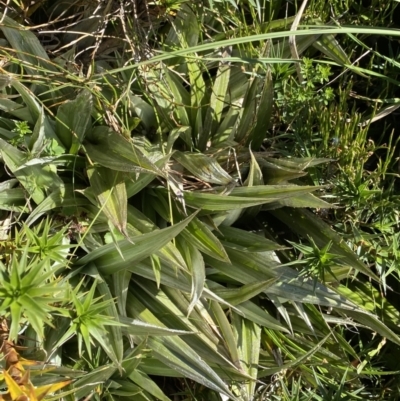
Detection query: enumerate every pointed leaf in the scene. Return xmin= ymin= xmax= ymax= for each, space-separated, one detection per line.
xmin=85 ymin=127 xmax=164 ymax=176
xmin=56 ymin=90 xmax=92 ymax=153
xmin=173 ymin=151 xmax=233 ymax=185
xmin=78 ymin=212 xmax=198 ymax=274
xmin=87 ymin=166 xmax=127 ymax=236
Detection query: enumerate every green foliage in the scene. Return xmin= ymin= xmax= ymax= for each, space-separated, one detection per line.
xmin=287 ymin=238 xmax=341 ymax=287
xmin=0 ymin=0 xmax=399 ymax=400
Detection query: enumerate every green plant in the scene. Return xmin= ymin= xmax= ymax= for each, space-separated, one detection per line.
xmin=0 ymin=0 xmax=400 ymax=400
xmin=10 ymin=120 xmax=32 ymax=147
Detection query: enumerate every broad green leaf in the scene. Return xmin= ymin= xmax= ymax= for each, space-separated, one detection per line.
xmin=84 ymin=127 xmax=164 ymax=176
xmin=234 ymin=74 xmax=262 ymax=143
xmin=139 ymin=336 xmax=237 ymax=400
xmin=166 ymin=3 xmax=199 ymax=50
xmin=259 ymin=158 xmax=307 ymax=184
xmin=119 ymin=316 xmax=193 ymax=336
xmin=244 ymin=149 xmax=264 ymax=187
xmin=236 ymin=300 xmax=288 ymax=332
xmin=187 ymin=60 xmax=205 ymax=138
xmin=176 ymin=238 xmax=205 ymax=316
xmin=258 ymin=334 xmax=331 ymax=377
xmin=249 ymin=68 xmax=274 ymax=149
xmin=173 ymin=151 xmax=233 ymax=185
xmin=0 ymin=188 xmax=27 ymax=212
xmin=30 ymin=108 xmax=46 ymax=156
xmin=0 ymin=99 xmax=32 ymax=123
xmin=181 ymin=193 xmax=271 ymax=211
xmin=56 ymin=89 xmax=92 ymax=153
xmin=217 ymin=226 xmax=283 ymax=252
xmin=263 ymin=192 xmax=334 ymax=209
xmin=131 ymin=280 xmax=245 ymax=368
xmin=0 ymin=14 xmax=57 ymax=74
xmin=0 ymin=141 xmax=63 ymax=204
xmin=180 ymin=217 xmax=230 ymax=262
xmin=121 ymin=340 xmax=148 ymax=374
xmin=25 ymin=185 xmax=90 ymax=226
xmin=166 ymin=126 xmax=192 ymax=153
xmin=126 ymin=293 xmax=238 ymax=400
xmin=111 ymin=270 xmax=132 ymax=316
xmin=181 ymin=184 xmax=320 ymax=211
xmin=128 ymin=370 xmax=171 ymax=401
xmin=345 ymin=309 xmax=400 ymax=346
xmin=232 ymin=314 xmax=261 ymax=400
xmin=205 ymin=251 xmax=365 ymax=312
xmin=212 ymin=279 xmax=277 ymax=305
xmin=230 ymin=184 xmax=322 ymax=197
xmin=200 ymin=61 xmax=231 ymax=150
xmin=78 ymin=212 xmax=198 ymax=274
xmin=69 ymin=365 xmax=117 ymax=400
xmin=210 ymin=300 xmax=241 ymax=369
xmin=312 ymin=34 xmax=351 ymax=65
xmin=96 ymin=278 xmax=124 ymax=368
xmin=163 ymin=66 xmax=190 ymax=126
xmin=126 ymin=93 xmax=156 ymax=129
xmin=108 ymin=380 xmax=142 ymax=397
xmin=87 ymin=166 xmax=128 ymax=236
xmin=126 ymin=154 xmax=171 ymax=198
xmin=0 ymin=137 xmax=26 ymax=169
xmin=10 ymin=80 xmax=59 ymax=142
xmin=14 ymin=163 xmax=63 ymax=205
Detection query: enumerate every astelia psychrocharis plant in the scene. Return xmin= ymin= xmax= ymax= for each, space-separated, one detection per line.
xmin=1 ymin=0 xmax=400 ymax=399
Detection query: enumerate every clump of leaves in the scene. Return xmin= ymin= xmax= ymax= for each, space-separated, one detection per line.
xmin=56 ymin=279 xmax=123 ymax=360
xmin=274 ymin=58 xmax=335 ymax=123
xmin=10 ymin=121 xmax=32 ymax=147
xmin=287 ymin=237 xmax=341 ymax=288
xmin=0 ymin=252 xmax=65 ymax=341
